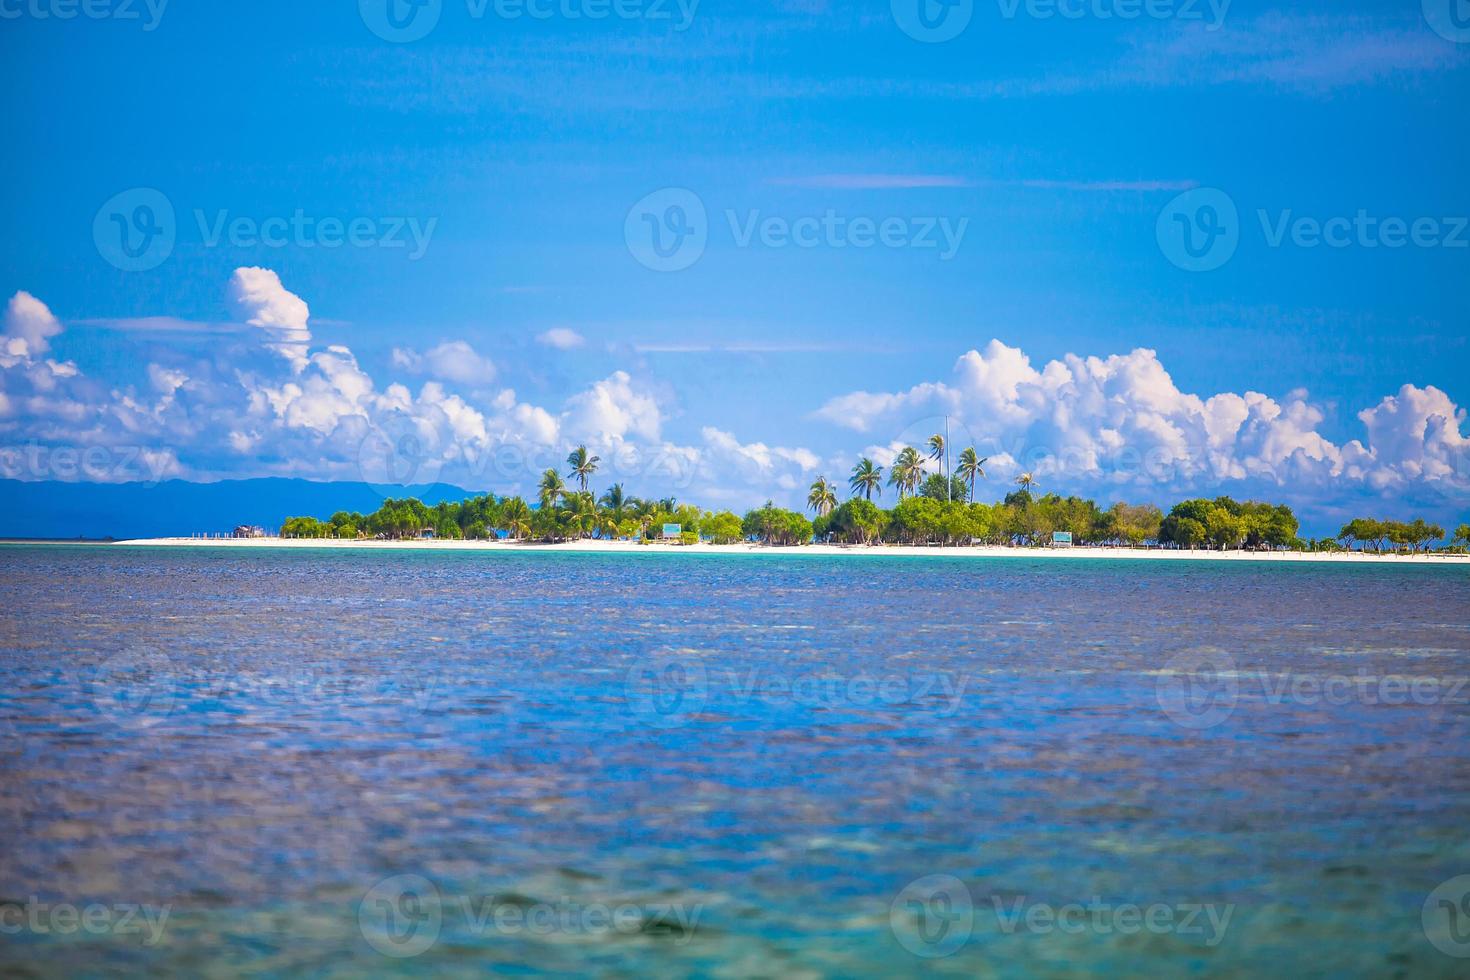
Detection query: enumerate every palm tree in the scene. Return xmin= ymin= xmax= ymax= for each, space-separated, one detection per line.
xmin=500 ymin=497 xmax=531 ymax=540
xmin=566 ymin=445 xmax=600 ymax=493
xmin=928 ymin=433 xmax=950 ymax=501
xmin=956 ymin=447 xmax=988 ymax=501
xmin=888 ymin=446 xmax=924 ymax=500
xmin=531 ymin=504 xmax=562 ymax=542
xmin=849 ymin=457 xmax=883 ymax=500
xmin=599 ymin=483 xmax=629 ymax=523
xmin=563 ymin=491 xmax=599 ymax=538
xmin=887 ymin=462 xmax=907 ymax=499
xmin=900 ymin=446 xmax=925 ymax=497
xmin=927 ymin=433 xmax=945 ymax=470
xmin=631 ymin=497 xmax=659 ymax=540
xmin=538 ymin=468 xmax=566 ymax=511
xmin=807 ymin=476 xmax=837 ymax=516
xmin=1016 ymin=472 xmax=1038 ymax=494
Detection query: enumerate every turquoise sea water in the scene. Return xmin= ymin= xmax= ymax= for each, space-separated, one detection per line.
xmin=1 ymin=544 xmax=1468 ymax=977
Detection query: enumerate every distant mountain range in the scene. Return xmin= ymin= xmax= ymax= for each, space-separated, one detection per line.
xmin=0 ymin=479 xmax=479 ymax=540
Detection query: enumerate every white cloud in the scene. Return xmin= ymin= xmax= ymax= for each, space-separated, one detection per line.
xmin=701 ymin=427 xmax=820 ymax=474
xmin=2 ymin=275 xmax=1465 ymax=526
xmin=3 ymin=291 xmax=64 ymax=360
xmin=691 ymin=427 xmax=822 ymax=501
xmin=814 ymin=339 xmax=1470 ymax=504
xmin=392 ymin=340 xmax=497 ymax=385
xmin=229 ymin=267 xmax=312 ymax=370
xmin=1351 ymin=385 xmax=1470 ymax=490
xmin=561 ymin=370 xmax=662 ymax=444
xmin=537 ymin=327 xmax=585 ymax=350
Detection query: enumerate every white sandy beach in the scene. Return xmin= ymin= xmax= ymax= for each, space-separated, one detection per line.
xmin=116 ymin=536 xmax=1470 ymax=565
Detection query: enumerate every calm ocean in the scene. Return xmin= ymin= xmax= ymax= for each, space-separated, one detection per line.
xmin=1 ymin=544 xmax=1468 ymax=976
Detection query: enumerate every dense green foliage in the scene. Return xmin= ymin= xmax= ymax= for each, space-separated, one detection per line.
xmin=1158 ymin=497 xmax=1299 ymax=550
xmin=742 ymin=502 xmax=814 ymax=546
xmin=278 ymin=442 xmax=1462 ymax=552
xmin=1337 ymin=517 xmax=1448 ymax=552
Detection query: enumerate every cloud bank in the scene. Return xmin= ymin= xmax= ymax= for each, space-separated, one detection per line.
xmin=813 ymin=340 xmax=1468 ymax=516
xmin=1 ymin=272 xmax=1465 ymax=530
xmin=0 ymin=271 xmax=821 ymax=500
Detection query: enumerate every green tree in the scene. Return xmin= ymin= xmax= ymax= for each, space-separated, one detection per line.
xmin=955 ymin=447 xmax=987 ymax=502
xmin=829 ymin=498 xmax=886 ymax=544
xmin=1171 ymin=517 xmax=1206 ymax=548
xmin=1385 ymin=520 xmax=1413 ymax=552
xmin=1205 ymin=507 xmax=1244 ymax=550
xmin=562 ymin=491 xmax=599 ymax=538
xmin=531 ymin=504 xmax=566 ymax=541
xmin=1109 ymin=502 xmax=1162 ymax=546
xmin=599 ymin=482 xmax=630 ymax=522
xmin=888 ymin=446 xmax=924 ymax=500
xmin=500 ymin=496 xmax=531 ymax=540
xmin=1407 ymin=518 xmax=1445 ymax=551
xmin=282 ymin=516 xmax=330 ymax=538
xmin=538 ymin=469 xmax=566 ymax=511
xmin=1339 ymin=518 xmax=1368 ymax=550
xmin=918 ymin=472 xmax=968 ymax=503
xmin=566 ymin=445 xmax=600 ymax=493
xmin=742 ymin=501 xmax=812 ymax=545
xmin=807 ymin=476 xmax=838 ymax=516
xmin=890 ymin=497 xmax=945 ymax=544
xmin=849 ymin=457 xmax=883 ymax=501
xmin=927 ymin=433 xmax=947 ymax=496
xmin=705 ymin=511 xmax=745 ymax=544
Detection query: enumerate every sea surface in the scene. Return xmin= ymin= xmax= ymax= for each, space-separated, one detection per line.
xmin=1 ymin=544 xmax=1468 ymax=977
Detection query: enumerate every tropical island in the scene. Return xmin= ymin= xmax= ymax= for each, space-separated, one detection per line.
xmin=210 ymin=441 xmax=1470 ymax=559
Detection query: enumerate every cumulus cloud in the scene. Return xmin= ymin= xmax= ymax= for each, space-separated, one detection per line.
xmin=3 ymin=292 xmax=64 ymax=359
xmin=814 ymin=340 xmax=1470 ymax=504
xmin=229 ymin=267 xmax=312 ymax=370
xmin=1350 ymin=385 xmax=1470 ymax=490
xmin=537 ymin=327 xmax=585 ymax=350
xmin=561 ymin=371 xmax=662 ymax=444
xmin=3 ymin=272 xmax=1465 ymax=527
xmin=0 ymin=272 xmax=695 ymax=497
xmin=392 ymin=340 xmax=497 ymax=385
xmin=696 ymin=427 xmax=822 ymax=498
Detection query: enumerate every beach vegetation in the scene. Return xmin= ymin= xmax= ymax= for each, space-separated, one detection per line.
xmin=1338 ymin=517 xmax=1447 ymax=552
xmin=274 ymin=466 xmax=1458 ymax=555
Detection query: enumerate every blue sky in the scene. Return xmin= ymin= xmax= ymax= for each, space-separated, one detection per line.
xmin=1 ymin=0 xmax=1467 ymax=532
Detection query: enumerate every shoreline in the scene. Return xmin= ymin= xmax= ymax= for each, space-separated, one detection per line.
xmin=96 ymin=537 xmax=1470 ymax=564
